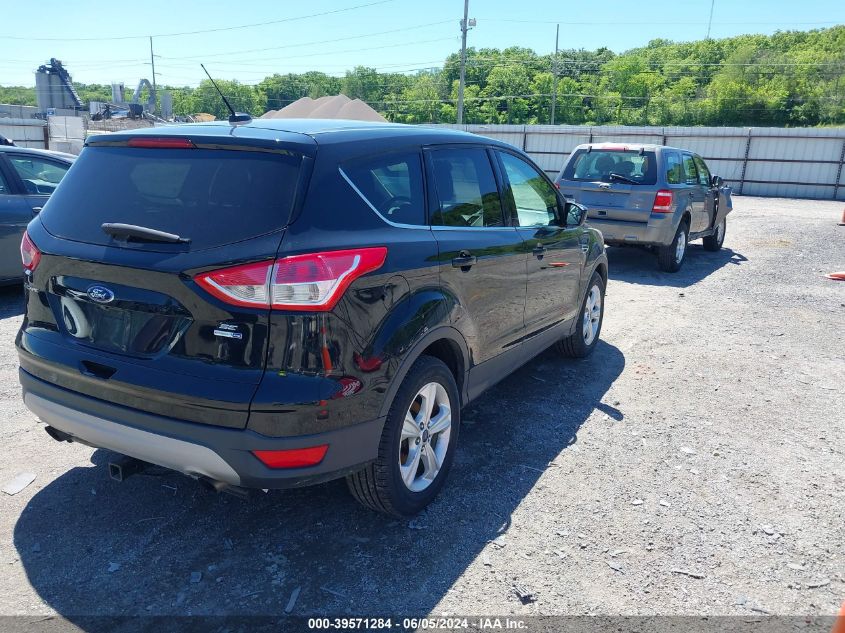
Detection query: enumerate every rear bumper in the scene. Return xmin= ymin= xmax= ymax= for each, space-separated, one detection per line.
xmin=586 ymin=214 xmax=675 ymax=246
xmin=20 ymin=368 xmax=384 ymax=489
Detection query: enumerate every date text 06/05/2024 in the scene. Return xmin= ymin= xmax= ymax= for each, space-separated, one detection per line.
xmin=306 ymin=617 xmax=528 ymax=630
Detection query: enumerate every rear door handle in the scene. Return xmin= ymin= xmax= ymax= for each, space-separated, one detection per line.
xmin=451 ymin=251 xmax=477 ymax=270
xmin=31 ymin=207 xmax=43 ymax=214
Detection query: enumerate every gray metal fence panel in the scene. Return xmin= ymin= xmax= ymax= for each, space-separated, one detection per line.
xmin=701 ymin=159 xmax=745 ymax=182
xmin=665 ymin=135 xmax=748 ymax=159
xmin=434 ymin=123 xmax=845 ymax=200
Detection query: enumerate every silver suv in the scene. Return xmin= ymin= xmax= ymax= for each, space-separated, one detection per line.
xmin=555 ymin=143 xmax=732 ymax=272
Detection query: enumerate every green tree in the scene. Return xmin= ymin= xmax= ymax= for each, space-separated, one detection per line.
xmin=0 ymin=86 xmax=36 ymax=106
xmin=392 ymin=72 xmax=443 ymax=123
xmin=189 ymin=79 xmax=259 ymax=119
xmin=300 ymin=72 xmax=342 ymax=98
xmin=256 ymin=74 xmax=308 ymax=112
xmin=75 ymin=83 xmax=113 ymax=105
xmin=482 ymin=64 xmax=532 ymax=123
xmin=342 ymin=66 xmax=383 ymax=103
xmin=3 ymin=24 xmax=844 ymax=126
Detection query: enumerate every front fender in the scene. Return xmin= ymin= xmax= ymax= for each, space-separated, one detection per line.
xmin=579 ymin=228 xmax=608 ymax=290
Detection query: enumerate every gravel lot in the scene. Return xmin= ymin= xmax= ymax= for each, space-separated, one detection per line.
xmin=0 ymin=196 xmax=842 ymax=623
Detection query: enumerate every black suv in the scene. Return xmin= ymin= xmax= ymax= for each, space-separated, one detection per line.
xmin=17 ymin=119 xmax=608 ymax=516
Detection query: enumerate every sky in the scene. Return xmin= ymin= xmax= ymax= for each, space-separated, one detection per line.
xmin=1 ymin=0 xmax=843 ymax=88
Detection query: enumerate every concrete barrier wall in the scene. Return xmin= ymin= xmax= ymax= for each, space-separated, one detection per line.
xmin=0 ymin=118 xmax=47 ymax=149
xmin=47 ymin=116 xmax=86 ymax=154
xmin=433 ymin=124 xmax=845 ymax=201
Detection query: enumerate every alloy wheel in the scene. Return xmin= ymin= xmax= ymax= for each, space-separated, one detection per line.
xmin=582 ymin=285 xmax=602 ymax=346
xmin=675 ymin=230 xmax=687 ymax=264
xmin=398 ymin=382 xmax=452 ymax=492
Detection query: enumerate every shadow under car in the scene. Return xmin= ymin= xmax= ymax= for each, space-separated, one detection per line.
xmin=14 ymin=342 xmax=624 ymax=623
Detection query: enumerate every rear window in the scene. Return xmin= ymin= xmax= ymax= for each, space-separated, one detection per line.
xmin=562 ymin=148 xmax=657 ymax=185
xmin=40 ymin=146 xmax=303 ymax=250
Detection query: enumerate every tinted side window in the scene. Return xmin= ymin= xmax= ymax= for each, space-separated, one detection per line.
xmin=8 ymin=155 xmax=69 ymax=194
xmin=665 ymin=152 xmax=683 ymax=185
xmin=499 ymin=152 xmax=559 ymax=227
xmin=430 ymin=148 xmax=503 ymax=227
xmin=693 ymin=156 xmax=711 ymax=187
xmin=341 ymin=151 xmax=425 ymax=226
xmin=681 ymin=153 xmax=698 ymax=186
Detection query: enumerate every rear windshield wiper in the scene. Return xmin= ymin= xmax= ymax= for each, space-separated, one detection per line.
xmin=608 ymin=173 xmax=640 ymax=185
xmin=102 ymin=223 xmax=190 ymax=244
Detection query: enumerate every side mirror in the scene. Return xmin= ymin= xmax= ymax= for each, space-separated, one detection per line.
xmin=711 ymin=174 xmax=723 ymax=188
xmin=564 ymin=201 xmax=588 ymax=227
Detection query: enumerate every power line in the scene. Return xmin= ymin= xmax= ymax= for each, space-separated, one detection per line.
xmin=0 ymin=0 xmax=397 ymax=41
xmin=478 ymin=18 xmax=845 ymax=26
xmin=175 ymin=36 xmax=457 ymax=70
xmin=159 ymin=20 xmax=452 ymax=61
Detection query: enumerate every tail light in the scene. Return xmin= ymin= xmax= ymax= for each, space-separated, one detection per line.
xmin=652 ymin=190 xmax=674 ymax=213
xmin=21 ymin=231 xmax=41 ymax=272
xmin=195 ymin=247 xmax=387 ymax=311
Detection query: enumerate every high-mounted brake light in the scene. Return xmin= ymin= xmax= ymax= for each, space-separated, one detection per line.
xmin=127 ymin=137 xmax=195 ymax=149
xmin=252 ymin=445 xmax=328 ymax=469
xmin=652 ymin=190 xmax=674 ymax=213
xmin=21 ymin=231 xmax=41 ymax=272
xmin=195 ymin=247 xmax=388 ymax=312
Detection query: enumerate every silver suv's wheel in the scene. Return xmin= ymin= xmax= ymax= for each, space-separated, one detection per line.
xmin=703 ymin=218 xmax=726 ymax=251
xmin=657 ymin=220 xmax=689 ymax=272
xmin=347 ymin=356 xmax=460 ymax=516
xmin=675 ymin=229 xmax=687 ymax=263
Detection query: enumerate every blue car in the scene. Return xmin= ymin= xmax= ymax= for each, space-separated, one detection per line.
xmin=0 ymin=146 xmax=74 ymax=284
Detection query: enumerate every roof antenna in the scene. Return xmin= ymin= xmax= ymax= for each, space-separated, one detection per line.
xmin=200 ymin=64 xmax=251 ymax=124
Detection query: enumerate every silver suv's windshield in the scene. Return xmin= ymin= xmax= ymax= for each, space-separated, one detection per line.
xmin=562 ymin=148 xmax=657 ymax=185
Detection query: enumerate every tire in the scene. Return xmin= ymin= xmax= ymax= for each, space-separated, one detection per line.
xmin=555 ymin=272 xmax=605 ymax=358
xmin=702 ymin=218 xmax=726 ymax=252
xmin=346 ymin=356 xmax=460 ymax=516
xmin=657 ymin=220 xmax=689 ymax=272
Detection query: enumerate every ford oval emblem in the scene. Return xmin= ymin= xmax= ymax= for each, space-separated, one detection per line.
xmin=86 ymin=285 xmax=115 ymax=304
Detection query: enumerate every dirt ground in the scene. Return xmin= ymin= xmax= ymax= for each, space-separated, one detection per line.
xmin=0 ymin=196 xmax=842 ymax=624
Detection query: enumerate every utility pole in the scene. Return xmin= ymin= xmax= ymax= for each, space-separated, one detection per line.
xmin=149 ymin=36 xmax=158 ymax=114
xmin=456 ymin=0 xmax=469 ymax=125
xmin=705 ymin=0 xmax=715 ymax=39
xmin=550 ymin=23 xmax=560 ymax=125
